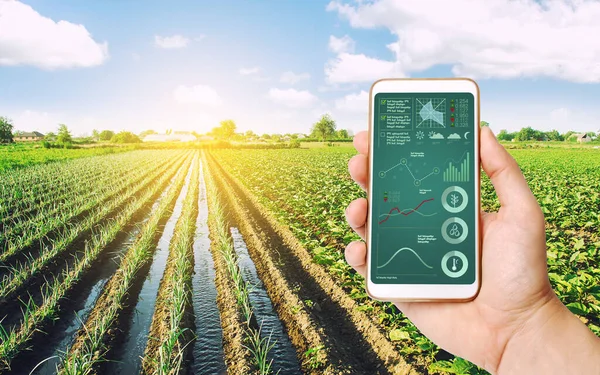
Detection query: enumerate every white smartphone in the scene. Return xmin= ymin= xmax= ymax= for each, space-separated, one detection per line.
xmin=366 ymin=78 xmax=481 ymax=302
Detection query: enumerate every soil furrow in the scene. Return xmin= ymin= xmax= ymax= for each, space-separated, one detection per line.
xmin=208 ymin=151 xmax=418 ymax=375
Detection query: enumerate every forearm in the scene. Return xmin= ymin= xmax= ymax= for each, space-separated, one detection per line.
xmin=498 ymin=296 xmax=600 ymax=375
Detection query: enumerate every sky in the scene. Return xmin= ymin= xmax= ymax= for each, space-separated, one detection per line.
xmin=1 ymin=0 xmax=600 ymax=136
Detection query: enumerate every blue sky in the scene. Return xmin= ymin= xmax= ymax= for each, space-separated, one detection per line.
xmin=1 ymin=0 xmax=599 ymax=136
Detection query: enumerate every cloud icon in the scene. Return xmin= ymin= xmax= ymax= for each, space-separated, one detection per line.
xmin=448 ymin=133 xmax=461 ymax=139
xmin=429 ymin=132 xmax=444 ymax=139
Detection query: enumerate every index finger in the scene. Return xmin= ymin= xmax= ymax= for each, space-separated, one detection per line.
xmin=353 ymin=131 xmax=368 ymax=155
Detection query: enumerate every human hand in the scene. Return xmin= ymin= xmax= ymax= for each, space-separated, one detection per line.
xmin=345 ymin=126 xmax=571 ymax=373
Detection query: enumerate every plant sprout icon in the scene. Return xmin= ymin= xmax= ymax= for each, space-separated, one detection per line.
xmin=449 ymin=193 xmax=460 ymax=208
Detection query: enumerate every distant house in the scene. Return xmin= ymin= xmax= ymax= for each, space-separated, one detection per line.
xmin=14 ymin=131 xmax=44 ymax=142
xmin=143 ymin=132 xmax=197 ymax=142
xmin=576 ymin=133 xmax=591 ymax=143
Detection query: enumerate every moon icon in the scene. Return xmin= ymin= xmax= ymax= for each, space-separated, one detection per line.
xmin=464 ymin=131 xmax=470 ymax=140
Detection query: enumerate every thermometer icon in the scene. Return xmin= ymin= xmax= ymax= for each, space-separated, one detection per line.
xmin=451 ymin=258 xmax=458 ymax=271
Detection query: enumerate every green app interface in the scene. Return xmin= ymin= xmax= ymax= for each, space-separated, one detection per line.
xmin=371 ymin=93 xmax=476 ymax=285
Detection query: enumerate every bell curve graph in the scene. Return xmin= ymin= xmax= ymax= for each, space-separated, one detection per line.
xmin=377 ymin=247 xmax=434 ymax=269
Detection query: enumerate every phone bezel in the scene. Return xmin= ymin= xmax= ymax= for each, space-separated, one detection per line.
xmin=366 ymin=78 xmax=481 ymax=302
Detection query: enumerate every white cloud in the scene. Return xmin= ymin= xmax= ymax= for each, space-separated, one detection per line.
xmin=239 ymin=67 xmax=260 ymax=75
xmin=329 ymin=35 xmax=355 ymax=54
xmin=334 ymin=90 xmax=369 ymax=113
xmin=173 ymin=85 xmax=223 ymax=106
xmin=0 ymin=1 xmax=108 ymax=69
xmin=280 ymin=71 xmax=310 ymax=84
xmin=155 ymin=35 xmax=190 ymax=49
xmin=327 ymin=0 xmax=600 ymax=83
xmin=325 ymin=52 xmax=404 ymax=83
xmin=268 ymin=88 xmax=318 ymax=109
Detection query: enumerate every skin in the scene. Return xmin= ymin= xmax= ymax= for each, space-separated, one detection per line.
xmin=345 ymin=126 xmax=600 ymax=374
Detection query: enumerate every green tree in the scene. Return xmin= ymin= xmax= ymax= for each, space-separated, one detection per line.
xmin=545 ymin=130 xmax=563 ymax=141
xmin=44 ymin=132 xmax=56 ymax=141
xmin=244 ymin=130 xmax=257 ymax=139
xmin=111 ymin=131 xmax=141 ymax=143
xmin=337 ymin=129 xmax=350 ymax=139
xmin=99 ymin=130 xmax=115 ymax=141
xmin=562 ymin=131 xmax=576 ymax=141
xmin=496 ymin=129 xmax=515 ymax=141
xmin=480 ymin=121 xmax=490 ymax=127
xmin=211 ymin=120 xmax=236 ymax=139
xmin=514 ymin=127 xmax=545 ymax=141
xmin=0 ymin=116 xmax=14 ymax=143
xmin=57 ymin=124 xmax=72 ymax=144
xmin=92 ymin=129 xmax=100 ymax=141
xmin=311 ymin=114 xmax=337 ymax=141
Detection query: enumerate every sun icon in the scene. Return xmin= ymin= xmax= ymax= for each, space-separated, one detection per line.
xmin=429 ymin=131 xmax=435 ymax=138
xmin=416 ymin=131 xmax=425 ymax=140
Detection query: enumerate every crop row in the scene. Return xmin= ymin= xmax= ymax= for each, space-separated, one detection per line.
xmin=0 ymin=153 xmax=187 ymax=302
xmin=141 ymin=156 xmax=200 ymax=375
xmin=204 ymin=156 xmax=277 ymax=375
xmin=0 ymin=151 xmax=187 ymax=260
xmin=211 ymin=147 xmax=600 ymax=373
xmin=0 ymin=152 xmax=189 ymax=372
xmin=57 ymin=155 xmax=193 ymax=375
xmin=0 ymin=150 xmax=173 ymax=219
xmin=0 ymin=154 xmax=162 ymax=237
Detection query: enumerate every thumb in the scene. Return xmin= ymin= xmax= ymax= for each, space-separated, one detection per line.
xmin=480 ymin=127 xmax=539 ymax=216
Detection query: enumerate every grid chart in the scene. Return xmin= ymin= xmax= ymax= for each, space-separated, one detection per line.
xmin=416 ymin=98 xmax=446 ymax=128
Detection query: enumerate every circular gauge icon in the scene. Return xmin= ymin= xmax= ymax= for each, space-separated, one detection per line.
xmin=441 ymin=251 xmax=468 ymax=278
xmin=441 ymin=186 xmax=468 ymax=213
xmin=441 ymin=217 xmax=468 ymax=244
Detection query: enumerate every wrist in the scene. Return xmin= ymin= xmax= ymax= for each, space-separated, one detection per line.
xmin=497 ymin=294 xmax=600 ymax=374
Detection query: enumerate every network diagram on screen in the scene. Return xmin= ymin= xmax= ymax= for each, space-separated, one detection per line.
xmin=371 ymin=92 xmax=475 ymax=285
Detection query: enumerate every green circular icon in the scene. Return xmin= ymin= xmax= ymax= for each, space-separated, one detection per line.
xmin=441 ymin=251 xmax=468 ymax=278
xmin=441 ymin=186 xmax=468 ymax=213
xmin=441 ymin=217 xmax=468 ymax=244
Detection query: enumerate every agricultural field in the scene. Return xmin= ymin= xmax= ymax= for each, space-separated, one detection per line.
xmin=0 ymin=146 xmax=598 ymax=375
xmin=0 ymin=143 xmax=132 ymax=172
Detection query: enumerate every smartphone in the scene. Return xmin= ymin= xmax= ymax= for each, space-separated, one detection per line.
xmin=366 ymin=78 xmax=481 ymax=302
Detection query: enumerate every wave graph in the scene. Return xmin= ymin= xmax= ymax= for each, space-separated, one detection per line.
xmin=377 ymin=247 xmax=434 ymax=269
xmin=378 ymin=198 xmax=435 ymax=224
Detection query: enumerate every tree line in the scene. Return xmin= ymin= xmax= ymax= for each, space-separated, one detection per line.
xmin=495 ymin=127 xmax=598 ymax=142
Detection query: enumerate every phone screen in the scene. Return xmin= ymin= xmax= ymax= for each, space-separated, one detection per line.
xmin=371 ymin=92 xmax=476 ymax=285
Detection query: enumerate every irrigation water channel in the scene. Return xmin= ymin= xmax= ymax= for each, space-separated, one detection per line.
xmin=190 ymin=163 xmax=226 ymax=374
xmin=18 ymin=174 xmax=174 ymax=375
xmin=230 ymin=227 xmax=302 ymax=374
xmin=110 ymin=164 xmax=194 ymax=375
